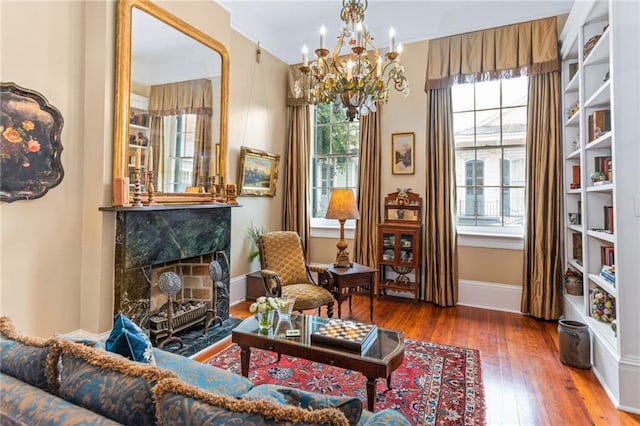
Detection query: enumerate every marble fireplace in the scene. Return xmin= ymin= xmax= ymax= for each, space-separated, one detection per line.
xmin=102 ymin=205 xmax=233 ymax=331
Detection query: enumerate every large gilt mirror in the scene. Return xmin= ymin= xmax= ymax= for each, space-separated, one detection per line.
xmin=113 ymin=0 xmax=228 ymax=205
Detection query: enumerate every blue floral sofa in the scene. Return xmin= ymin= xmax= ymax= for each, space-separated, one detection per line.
xmin=0 ymin=317 xmax=410 ymax=425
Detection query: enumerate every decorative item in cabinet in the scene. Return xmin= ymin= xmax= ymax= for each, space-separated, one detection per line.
xmin=572 ymin=232 xmax=583 ymax=265
xmin=569 ymin=62 xmax=579 ymax=80
xmin=583 ymin=34 xmax=602 ymax=59
xmin=587 ymin=110 xmax=611 ymax=142
xmin=590 ymin=286 xmax=615 ymax=323
xmin=568 ymin=101 xmax=580 ymax=120
xmin=568 ymin=212 xmax=581 ymax=225
xmin=570 ymin=165 xmax=581 ymax=189
xmin=377 ymin=190 xmax=422 ymax=302
xmin=564 ymin=269 xmax=583 ymax=295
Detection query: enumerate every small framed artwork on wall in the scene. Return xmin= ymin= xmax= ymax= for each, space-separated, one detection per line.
xmin=238 ymin=146 xmax=280 ymax=196
xmin=391 ymin=132 xmax=415 ymax=175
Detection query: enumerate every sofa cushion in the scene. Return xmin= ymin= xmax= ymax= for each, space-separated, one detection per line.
xmin=243 ymin=384 xmax=362 ymax=426
xmin=105 ymin=313 xmax=155 ymax=364
xmin=358 ymin=409 xmax=412 ymax=426
xmin=0 ymin=316 xmax=59 ymax=394
xmin=152 ymin=378 xmax=350 ymax=426
xmin=0 ymin=372 xmax=121 ymax=426
xmin=152 ymin=347 xmax=253 ymax=397
xmin=55 ymin=338 xmax=176 ymax=425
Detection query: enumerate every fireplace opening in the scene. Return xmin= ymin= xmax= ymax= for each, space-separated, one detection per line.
xmin=148 ymin=251 xmax=229 ymax=346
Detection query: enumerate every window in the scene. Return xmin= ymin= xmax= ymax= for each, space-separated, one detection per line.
xmin=452 ymin=76 xmax=528 ymax=235
xmin=310 ymin=103 xmax=359 ymax=229
xmin=161 ymin=114 xmax=197 ymax=192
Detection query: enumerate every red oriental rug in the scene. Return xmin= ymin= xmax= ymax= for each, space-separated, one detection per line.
xmin=203 ymin=339 xmax=485 ymax=425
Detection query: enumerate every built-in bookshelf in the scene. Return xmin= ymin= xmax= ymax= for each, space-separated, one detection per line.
xmin=129 ymin=93 xmax=150 ymax=191
xmin=560 ymin=0 xmax=640 ymax=413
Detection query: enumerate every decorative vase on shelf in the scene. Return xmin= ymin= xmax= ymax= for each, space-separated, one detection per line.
xmin=257 ymin=310 xmax=275 ymax=331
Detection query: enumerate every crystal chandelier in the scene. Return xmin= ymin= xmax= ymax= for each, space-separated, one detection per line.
xmin=296 ymin=0 xmax=409 ymax=121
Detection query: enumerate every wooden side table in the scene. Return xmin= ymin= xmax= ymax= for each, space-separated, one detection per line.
xmin=323 ymin=263 xmax=376 ymax=321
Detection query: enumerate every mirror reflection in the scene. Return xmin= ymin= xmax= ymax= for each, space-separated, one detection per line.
xmin=128 ymin=6 xmax=222 ymax=194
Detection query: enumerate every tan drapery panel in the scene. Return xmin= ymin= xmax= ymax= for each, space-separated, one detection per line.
xmin=425 ymin=17 xmax=558 ymax=90
xmin=353 ymin=109 xmax=381 ymax=268
xmin=148 ymin=78 xmax=214 ymax=187
xmin=282 ymin=104 xmax=311 ymax=254
xmin=149 ymin=116 xmax=164 ymax=191
xmin=193 ymin=114 xmax=212 ymax=186
xmin=521 ymin=72 xmax=563 ymax=320
xmin=424 ymin=87 xmax=458 ymax=306
xmin=148 ymin=78 xmax=213 ymax=116
xmin=287 ymin=67 xmax=311 ymax=107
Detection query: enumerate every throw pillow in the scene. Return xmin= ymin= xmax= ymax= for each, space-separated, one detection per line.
xmin=0 ymin=316 xmax=59 ymax=394
xmin=152 ymin=378 xmax=350 ymax=426
xmin=56 ymin=337 xmax=176 ymax=425
xmin=105 ymin=313 xmax=155 ymax=364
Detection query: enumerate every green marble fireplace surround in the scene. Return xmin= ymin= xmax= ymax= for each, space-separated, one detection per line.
xmin=101 ymin=205 xmax=233 ymax=330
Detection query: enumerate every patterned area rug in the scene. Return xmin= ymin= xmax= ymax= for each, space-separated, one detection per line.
xmin=204 ymin=339 xmax=485 ymax=425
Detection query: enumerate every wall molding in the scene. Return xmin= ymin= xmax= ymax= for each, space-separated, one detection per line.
xmin=230 ymin=274 xmax=247 ymax=306
xmin=457 ymin=279 xmax=523 ymax=313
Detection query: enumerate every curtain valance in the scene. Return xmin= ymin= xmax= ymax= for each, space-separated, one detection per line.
xmin=424 ymin=16 xmax=558 ymax=90
xmin=149 ymin=78 xmax=213 ymax=116
xmin=287 ymin=66 xmax=310 ymax=107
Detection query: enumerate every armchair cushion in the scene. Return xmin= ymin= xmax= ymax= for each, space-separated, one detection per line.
xmin=282 ymin=284 xmax=334 ymax=311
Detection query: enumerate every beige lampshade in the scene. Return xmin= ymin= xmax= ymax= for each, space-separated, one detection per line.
xmin=325 ymin=189 xmax=360 ymax=220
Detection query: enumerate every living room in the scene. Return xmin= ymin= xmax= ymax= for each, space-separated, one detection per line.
xmin=1 ymin=0 xmax=639 ymax=424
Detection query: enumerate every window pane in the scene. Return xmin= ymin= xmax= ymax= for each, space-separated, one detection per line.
xmin=502 ymin=77 xmax=528 ymax=107
xmin=503 ymin=187 xmax=525 ymax=226
xmin=502 ymin=106 xmax=527 ymax=145
xmin=475 ymin=148 xmax=500 ymax=186
xmin=475 ymin=80 xmax=500 ymax=110
xmin=457 ymin=186 xmax=476 ymax=225
xmin=455 ymin=150 xmax=475 ymax=186
xmin=453 ymin=111 xmax=474 ymax=148
xmin=476 ymin=187 xmax=501 ymax=225
xmin=475 ymin=110 xmax=500 ymax=146
xmin=503 ymin=147 xmax=526 ymax=185
xmin=452 ymin=83 xmax=474 ymax=112
xmin=315 ymin=125 xmax=330 ymax=154
xmin=330 ymin=124 xmax=351 ymax=154
xmin=331 ymin=105 xmax=347 ymax=122
xmin=316 ymin=103 xmax=331 ymax=124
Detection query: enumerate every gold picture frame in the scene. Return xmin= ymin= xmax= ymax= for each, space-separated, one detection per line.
xmin=391 ymin=132 xmax=415 ymax=175
xmin=238 ymin=146 xmax=280 ymax=197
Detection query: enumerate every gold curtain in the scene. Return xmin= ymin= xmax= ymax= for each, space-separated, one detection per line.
xmin=149 ymin=116 xmax=164 ymax=191
xmin=353 ymin=109 xmax=381 ymax=267
xmin=148 ymin=78 xmax=215 ymax=186
xmin=521 ymin=72 xmax=563 ymax=320
xmin=425 ymin=17 xmax=559 ymax=90
xmin=282 ymin=104 xmax=311 ymax=254
xmin=424 ymin=87 xmax=458 ymax=306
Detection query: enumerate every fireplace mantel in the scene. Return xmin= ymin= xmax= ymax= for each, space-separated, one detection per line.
xmin=101 ymin=204 xmax=238 ymax=328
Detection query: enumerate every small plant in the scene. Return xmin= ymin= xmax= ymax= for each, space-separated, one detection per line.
xmin=249 ymin=296 xmax=280 ymax=314
xmin=247 ymin=223 xmax=266 ymax=262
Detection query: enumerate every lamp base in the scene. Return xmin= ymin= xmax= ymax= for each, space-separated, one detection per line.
xmin=333 ymin=249 xmax=353 ymax=269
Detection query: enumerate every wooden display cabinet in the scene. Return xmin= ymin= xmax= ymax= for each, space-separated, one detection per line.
xmin=377 ymin=190 xmax=422 ymax=301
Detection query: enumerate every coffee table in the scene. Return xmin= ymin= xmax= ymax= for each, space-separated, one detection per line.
xmin=232 ymin=313 xmax=404 ymax=411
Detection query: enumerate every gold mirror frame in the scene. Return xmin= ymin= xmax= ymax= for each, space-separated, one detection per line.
xmin=112 ymin=0 xmax=229 ymax=204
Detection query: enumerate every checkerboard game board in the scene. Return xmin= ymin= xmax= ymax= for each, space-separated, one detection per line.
xmin=311 ymin=319 xmax=378 ymax=354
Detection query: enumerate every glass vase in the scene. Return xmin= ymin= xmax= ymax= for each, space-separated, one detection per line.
xmin=257 ymin=310 xmax=275 ymax=331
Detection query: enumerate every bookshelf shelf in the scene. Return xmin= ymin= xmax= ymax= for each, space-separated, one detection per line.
xmin=588 ymin=273 xmax=616 ymax=296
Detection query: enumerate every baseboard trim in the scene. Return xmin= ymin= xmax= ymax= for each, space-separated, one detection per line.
xmin=457 ymin=279 xmax=523 ymax=314
xmin=230 ymin=274 xmax=247 ymax=306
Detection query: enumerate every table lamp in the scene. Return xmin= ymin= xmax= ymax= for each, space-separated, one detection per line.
xmin=325 ymin=188 xmax=360 ymax=268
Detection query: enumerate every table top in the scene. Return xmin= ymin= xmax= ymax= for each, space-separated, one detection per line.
xmin=326 ymin=263 xmax=377 ymax=276
xmin=232 ymin=313 xmax=403 ymax=363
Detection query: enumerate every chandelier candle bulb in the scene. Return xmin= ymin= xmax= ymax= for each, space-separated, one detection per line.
xmin=355 ymin=23 xmax=363 ymax=47
xmin=302 ymin=44 xmax=309 ymax=67
xmin=320 ymin=25 xmax=326 ymax=49
xmin=148 ymin=145 xmax=153 ymax=172
xmin=376 ymin=56 xmax=382 ymax=77
xmin=389 ymin=27 xmax=396 ymax=52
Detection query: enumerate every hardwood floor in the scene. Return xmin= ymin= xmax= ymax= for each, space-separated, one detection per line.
xmin=222 ymin=296 xmax=640 ymax=425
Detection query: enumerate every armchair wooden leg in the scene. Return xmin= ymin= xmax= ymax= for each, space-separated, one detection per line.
xmin=327 ymin=301 xmax=334 ymax=318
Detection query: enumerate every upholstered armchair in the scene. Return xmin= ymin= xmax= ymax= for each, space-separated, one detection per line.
xmin=258 ymin=231 xmax=335 ymax=317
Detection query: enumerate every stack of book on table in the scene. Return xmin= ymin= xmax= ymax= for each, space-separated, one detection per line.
xmin=311 ymin=319 xmax=378 ymax=355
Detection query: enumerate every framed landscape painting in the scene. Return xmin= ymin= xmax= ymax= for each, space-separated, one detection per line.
xmin=238 ymin=146 xmax=280 ymax=196
xmin=392 ymin=132 xmax=414 ymax=175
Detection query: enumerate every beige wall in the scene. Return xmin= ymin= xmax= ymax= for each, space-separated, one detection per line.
xmin=0 ymin=0 xmax=287 ymax=337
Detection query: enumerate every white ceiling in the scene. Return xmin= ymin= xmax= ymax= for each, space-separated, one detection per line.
xmin=216 ymin=0 xmax=573 ymax=65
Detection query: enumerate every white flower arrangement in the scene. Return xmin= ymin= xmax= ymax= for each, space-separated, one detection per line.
xmin=249 ymin=296 xmax=280 ymax=314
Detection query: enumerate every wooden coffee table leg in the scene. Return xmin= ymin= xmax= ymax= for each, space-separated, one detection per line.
xmin=366 ymin=377 xmax=377 ymax=411
xmin=240 ymin=345 xmax=251 ymax=377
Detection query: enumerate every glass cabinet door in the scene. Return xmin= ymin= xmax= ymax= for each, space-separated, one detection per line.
xmin=382 ymin=232 xmax=396 ymax=261
xmin=399 ymin=233 xmax=414 ymax=263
